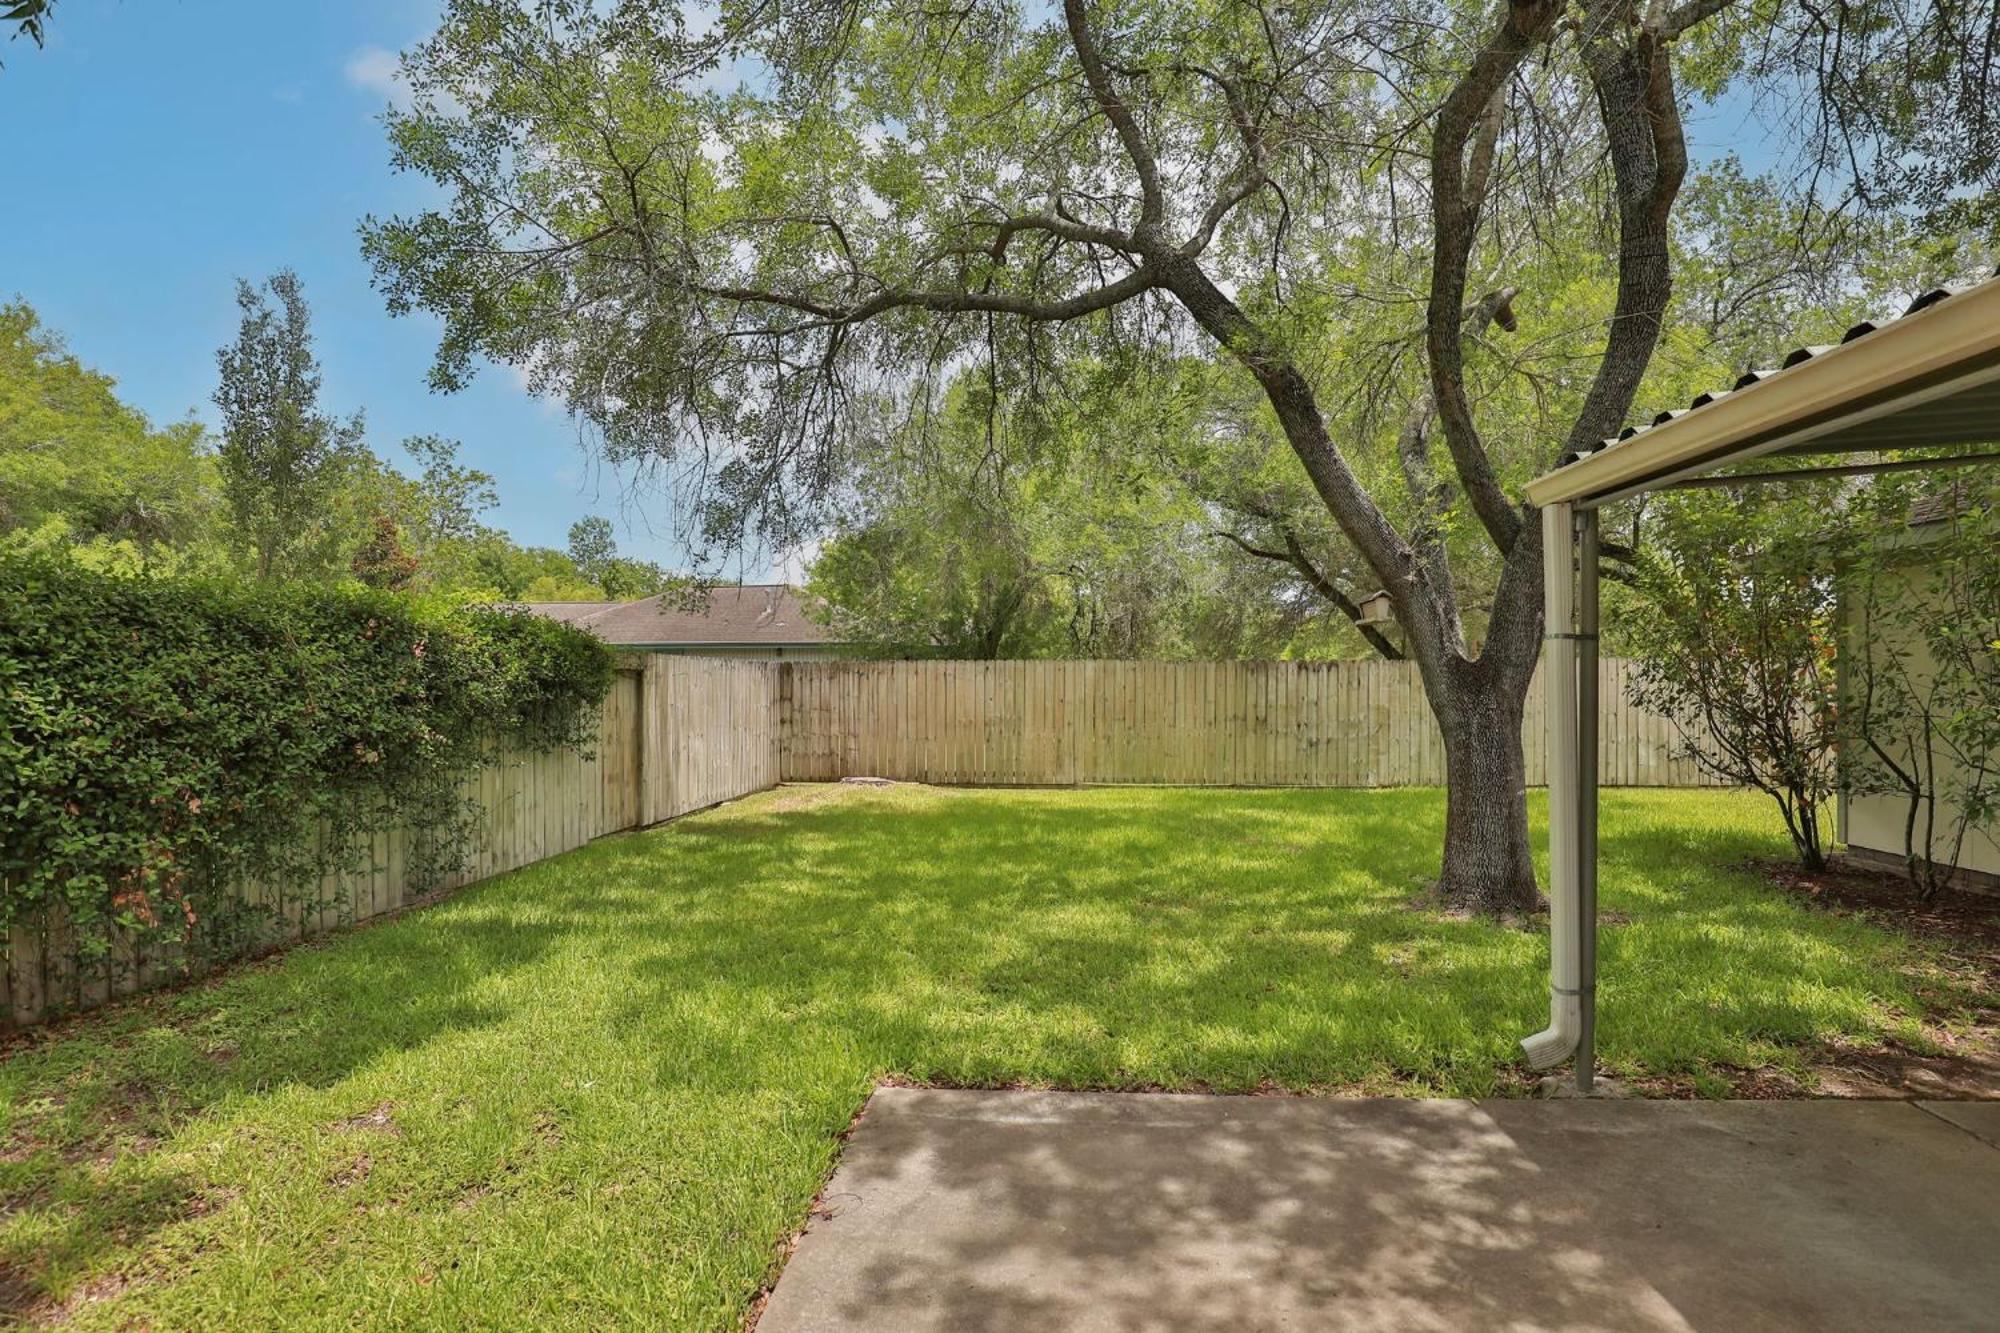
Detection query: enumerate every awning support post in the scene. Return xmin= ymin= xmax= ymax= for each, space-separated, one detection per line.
xmin=1522 ymin=502 xmax=1583 ymax=1070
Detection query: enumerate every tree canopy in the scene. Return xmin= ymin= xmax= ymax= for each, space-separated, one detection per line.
xmin=804 ymin=366 xmax=1320 ymax=659
xmin=214 ymin=270 xmax=369 ymax=581
xmin=0 ymin=301 xmax=216 ymax=563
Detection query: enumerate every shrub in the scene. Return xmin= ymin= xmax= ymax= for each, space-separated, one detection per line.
xmin=1626 ymin=488 xmax=1841 ymax=871
xmin=0 ymin=554 xmax=613 ymax=974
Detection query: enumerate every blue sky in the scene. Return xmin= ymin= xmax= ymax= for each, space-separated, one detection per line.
xmin=5 ymin=0 xmax=730 ymax=573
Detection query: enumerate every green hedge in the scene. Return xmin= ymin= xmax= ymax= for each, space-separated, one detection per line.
xmin=0 ymin=555 xmax=613 ymax=970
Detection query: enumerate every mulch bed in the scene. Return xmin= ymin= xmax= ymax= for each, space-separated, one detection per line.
xmin=1763 ymin=856 xmax=2000 ymax=954
xmin=1715 ymin=855 xmax=2000 ymax=1100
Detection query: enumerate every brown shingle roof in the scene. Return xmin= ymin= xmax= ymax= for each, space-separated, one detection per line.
xmin=521 ymin=585 xmax=839 ymax=647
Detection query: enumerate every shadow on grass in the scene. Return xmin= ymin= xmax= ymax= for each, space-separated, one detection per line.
xmin=577 ymin=786 xmax=1915 ymax=1090
xmin=0 ymin=902 xmax=581 ymax=1314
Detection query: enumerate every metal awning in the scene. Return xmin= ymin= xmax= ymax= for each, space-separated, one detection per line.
xmin=1520 ymin=270 xmax=2000 ymax=1093
xmin=1526 ymin=272 xmax=2000 ymax=510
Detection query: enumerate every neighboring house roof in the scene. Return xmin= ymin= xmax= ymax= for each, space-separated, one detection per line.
xmin=527 ymin=601 xmax=625 ymax=625
xmin=521 ymin=584 xmax=840 ymax=647
xmin=1904 ymin=481 xmax=1998 ymax=526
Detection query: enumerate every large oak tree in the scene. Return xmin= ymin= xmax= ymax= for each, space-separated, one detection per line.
xmin=364 ymin=0 xmax=1995 ymax=911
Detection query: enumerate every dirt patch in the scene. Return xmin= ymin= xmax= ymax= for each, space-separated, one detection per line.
xmin=0 ymin=1261 xmax=41 ymax=1324
xmin=760 ymin=780 xmax=979 ymax=815
xmin=1616 ymin=1025 xmax=2000 ymax=1100
xmin=185 ymin=1185 xmax=239 ymax=1218
xmin=1400 ymin=883 xmax=1552 ymax=930
xmin=759 ymin=784 xmax=865 ymax=814
xmin=329 ymin=1101 xmax=402 ymax=1136
xmin=32 ymin=1272 xmax=131 ymax=1327
xmin=1761 ymin=855 xmax=2000 ymax=956
xmin=328 ymin=1152 xmax=374 ymax=1188
xmin=1807 ymin=1031 xmax=2000 ymax=1098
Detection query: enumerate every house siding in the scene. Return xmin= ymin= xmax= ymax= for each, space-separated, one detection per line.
xmin=1840 ymin=560 xmax=2000 ymax=881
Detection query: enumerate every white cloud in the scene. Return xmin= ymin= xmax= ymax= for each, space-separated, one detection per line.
xmin=344 ymin=47 xmax=412 ymax=110
xmin=681 ymin=2 xmax=721 ymax=38
xmin=503 ymin=358 xmax=567 ymax=419
xmin=773 ymin=538 xmax=823 ymax=584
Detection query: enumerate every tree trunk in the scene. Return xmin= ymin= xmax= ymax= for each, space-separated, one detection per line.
xmin=1434 ymin=677 xmax=1540 ymax=914
xmin=1159 ymin=253 xmax=1549 ymax=914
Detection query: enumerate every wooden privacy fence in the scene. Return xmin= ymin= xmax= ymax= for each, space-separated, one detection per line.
xmin=4 ymin=656 xmax=783 ymax=1027
xmin=778 ymin=657 xmax=1720 ymax=789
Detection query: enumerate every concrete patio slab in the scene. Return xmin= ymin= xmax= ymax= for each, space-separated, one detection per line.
xmin=757 ymin=1089 xmax=2000 ymax=1332
xmin=1918 ymin=1098 xmax=2000 ymax=1148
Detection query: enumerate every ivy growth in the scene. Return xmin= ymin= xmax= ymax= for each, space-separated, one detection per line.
xmin=0 ymin=554 xmax=613 ymax=984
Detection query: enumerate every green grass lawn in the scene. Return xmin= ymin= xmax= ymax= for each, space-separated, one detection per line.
xmin=0 ymin=784 xmax=1965 ymax=1328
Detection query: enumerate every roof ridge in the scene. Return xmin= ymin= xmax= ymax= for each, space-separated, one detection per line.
xmin=576 ymin=597 xmax=651 ymax=624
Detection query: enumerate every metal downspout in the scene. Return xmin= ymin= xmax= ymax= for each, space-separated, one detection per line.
xmin=1522 ymin=502 xmax=1583 ymax=1069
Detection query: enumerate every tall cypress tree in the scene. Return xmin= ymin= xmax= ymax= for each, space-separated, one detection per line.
xmin=213 ymin=270 xmax=362 ymax=581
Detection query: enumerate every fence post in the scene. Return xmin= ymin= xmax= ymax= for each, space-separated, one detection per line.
xmin=776 ymin=661 xmax=794 ymax=782
xmin=639 ymin=654 xmax=667 ymax=826
xmin=6 ymin=918 xmax=48 ymax=1030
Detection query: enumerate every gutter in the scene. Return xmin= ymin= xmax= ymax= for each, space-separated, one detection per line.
xmin=1524 ymin=276 xmax=2000 ymax=508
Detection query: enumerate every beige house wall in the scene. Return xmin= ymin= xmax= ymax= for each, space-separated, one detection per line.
xmin=1841 ymin=561 xmax=2000 ymax=878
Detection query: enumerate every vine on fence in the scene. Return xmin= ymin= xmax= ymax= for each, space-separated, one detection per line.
xmin=0 ymin=555 xmax=613 ymax=985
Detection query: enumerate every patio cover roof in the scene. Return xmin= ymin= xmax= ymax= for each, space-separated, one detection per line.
xmin=1525 ymin=270 xmax=2000 ymax=509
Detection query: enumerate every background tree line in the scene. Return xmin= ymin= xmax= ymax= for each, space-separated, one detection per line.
xmin=805 ymin=164 xmax=1983 ymax=665
xmin=1 ymin=271 xmax=678 ymax=603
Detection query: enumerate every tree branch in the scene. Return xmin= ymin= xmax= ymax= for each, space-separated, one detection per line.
xmin=1062 ymin=0 xmax=1164 ymax=239
xmin=1212 ymin=528 xmax=1290 ymax=563
xmin=1394 ymin=283 xmax=1521 ymax=654
xmin=1214 ymin=529 xmax=1406 ymax=660
xmin=1659 ymin=0 xmax=1740 ymax=40
xmin=1178 ymin=61 xmax=1270 ymax=257
xmin=1423 ymin=1 xmax=1555 ymax=555
xmin=985 ymin=211 xmax=1137 ymax=260
xmin=695 ymin=263 xmax=1157 ymax=329
xmin=1559 ymin=8 xmax=1693 ymax=454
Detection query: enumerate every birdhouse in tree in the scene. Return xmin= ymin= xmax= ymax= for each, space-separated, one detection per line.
xmin=1356 ymin=591 xmax=1395 ymax=624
